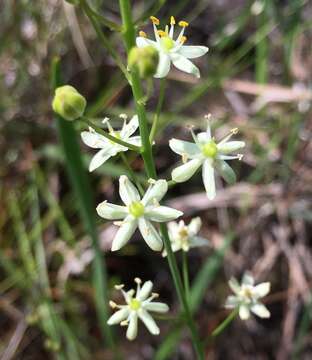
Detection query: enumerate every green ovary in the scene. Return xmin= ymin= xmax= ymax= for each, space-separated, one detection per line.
xmin=129 ymin=201 xmax=145 ymax=218
xmin=161 ymin=36 xmax=175 ymax=51
xmin=130 ymin=298 xmax=141 ymax=310
xmin=202 ymin=141 xmax=218 ymax=158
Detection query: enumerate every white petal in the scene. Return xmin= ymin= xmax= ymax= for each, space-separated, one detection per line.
xmin=217 ymin=141 xmax=245 ymax=154
xmin=188 ymin=217 xmax=202 ymax=235
xmin=178 ymin=45 xmax=209 ymax=59
xmin=228 ymin=278 xmax=241 ymax=295
xmin=242 ymin=273 xmax=254 ymax=286
xmin=138 ymin=309 xmax=159 ymax=335
xmin=89 ymin=148 xmax=114 ymax=172
xmin=119 ymin=175 xmax=141 ymax=206
xmin=138 ymin=281 xmax=153 ymax=301
xmin=120 ymin=115 xmax=139 ymax=138
xmin=189 ymin=236 xmax=209 ymax=248
xmin=107 ymin=308 xmax=130 ymax=325
xmin=144 ymin=302 xmax=169 ymax=313
xmin=145 ymin=206 xmax=183 ymax=222
xmin=136 ymin=36 xmax=157 ymax=48
xmin=169 ymin=139 xmax=201 ymax=158
xmin=154 ymin=52 xmax=171 ymax=78
xmin=239 ymin=305 xmax=250 ymax=320
xmin=111 ymin=218 xmax=137 ymax=251
xmin=215 ymin=160 xmax=236 ymax=185
xmin=254 ymin=282 xmax=271 ymax=298
xmin=138 ymin=218 xmax=163 ymax=251
xmin=171 ymin=158 xmax=202 ymax=183
xmin=225 ymin=295 xmax=239 ymax=308
xmin=126 ymin=312 xmax=138 ymax=340
xmin=96 ymin=201 xmax=127 ymax=220
xmin=251 ymin=303 xmax=270 ymax=318
xmin=127 ymin=135 xmax=142 ymax=147
xmin=142 ymin=179 xmax=168 ymax=206
xmin=202 ymin=160 xmax=216 ymax=200
xmin=81 ymin=130 xmax=108 ymax=148
xmin=197 ymin=132 xmax=210 ymax=143
xmin=171 ymin=53 xmax=200 ymax=78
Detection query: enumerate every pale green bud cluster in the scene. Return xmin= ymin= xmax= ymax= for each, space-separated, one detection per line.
xmin=52 ymin=85 xmax=86 ymax=121
xmin=128 ymin=46 xmax=159 ymax=78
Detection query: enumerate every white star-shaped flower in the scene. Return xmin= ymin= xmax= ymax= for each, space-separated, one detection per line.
xmin=107 ymin=278 xmax=169 ymax=341
xmin=81 ymin=114 xmax=141 ymax=172
xmin=225 ymin=273 xmax=271 ymax=320
xmin=169 ymin=115 xmax=245 ymax=199
xmin=136 ymin=16 xmax=209 ymax=78
xmin=96 ymin=175 xmax=183 ymax=251
xmin=162 ymin=217 xmax=209 ymax=256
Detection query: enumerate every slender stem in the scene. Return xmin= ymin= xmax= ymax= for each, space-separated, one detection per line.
xmin=150 ymin=78 xmax=166 ymax=142
xmin=211 ymin=309 xmax=238 ymax=337
xmin=118 ymin=2 xmax=204 ymax=358
xmin=80 ymin=0 xmax=128 ymax=78
xmin=81 ymin=117 xmax=141 ymax=152
xmin=182 ymin=251 xmax=190 ymax=303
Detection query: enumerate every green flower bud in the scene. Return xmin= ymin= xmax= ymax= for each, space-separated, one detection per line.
xmin=128 ymin=46 xmax=159 ymax=78
xmin=52 ymin=85 xmax=86 ymax=121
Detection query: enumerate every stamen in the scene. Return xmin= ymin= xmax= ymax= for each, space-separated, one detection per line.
xmin=182 ymin=153 xmax=188 ymax=164
xmin=139 ymin=30 xmax=147 ymax=38
xmin=238 ymin=154 xmax=244 ymax=161
xmin=102 ymin=117 xmax=110 ymax=124
xmin=231 ymin=127 xmax=239 ymax=134
xmin=109 ymin=301 xmax=118 ymax=308
xmin=180 ymin=35 xmax=187 ymax=44
xmin=148 ymin=178 xmax=156 ymax=184
xmin=157 ymin=30 xmax=166 ymax=37
xmin=113 ymin=221 xmax=124 ymax=226
xmin=134 ymin=277 xmax=142 ymax=284
xmin=170 ymin=16 xmax=176 ymax=25
xmin=204 ymin=113 xmax=212 ymax=120
xmin=120 ymin=320 xmax=129 ymax=326
xmin=179 ymin=20 xmax=189 ymax=27
xmin=165 ymin=25 xmax=169 ymax=35
xmin=152 ymin=198 xmax=160 ymax=207
xmin=150 ymin=16 xmax=160 ymax=25
xmin=119 ymin=113 xmax=127 ymax=120
xmin=115 ymin=284 xmax=124 ymax=290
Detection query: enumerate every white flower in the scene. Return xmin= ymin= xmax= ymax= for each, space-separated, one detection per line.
xmin=169 ymin=115 xmax=245 ymax=199
xmin=107 ymin=278 xmax=169 ymax=341
xmin=162 ymin=217 xmax=209 ymax=256
xmin=225 ymin=273 xmax=271 ymax=320
xmin=136 ymin=16 xmax=208 ymax=78
xmin=81 ymin=114 xmax=141 ymax=172
xmin=96 ymin=175 xmax=183 ymax=251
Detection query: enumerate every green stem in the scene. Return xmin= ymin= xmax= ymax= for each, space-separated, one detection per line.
xmin=118 ymin=2 xmax=204 ymax=358
xmin=211 ymin=308 xmax=238 ymax=337
xmin=52 ymin=58 xmax=115 ymax=350
xmin=149 ymin=78 xmax=166 ymax=142
xmin=182 ymin=251 xmax=190 ymax=303
xmin=81 ymin=117 xmax=141 ymax=152
xmin=80 ymin=0 xmax=128 ymax=78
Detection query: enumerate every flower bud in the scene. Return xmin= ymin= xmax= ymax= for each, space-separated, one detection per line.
xmin=52 ymin=85 xmax=86 ymax=121
xmin=128 ymin=46 xmax=159 ymax=78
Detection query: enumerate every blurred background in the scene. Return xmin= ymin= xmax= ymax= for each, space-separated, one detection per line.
xmin=0 ymin=0 xmax=312 ymax=359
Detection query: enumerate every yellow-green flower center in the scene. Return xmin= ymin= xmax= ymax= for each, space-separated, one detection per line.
xmin=202 ymin=141 xmax=218 ymax=158
xmin=161 ymin=36 xmax=175 ymax=51
xmin=129 ymin=201 xmax=145 ymax=218
xmin=129 ymin=298 xmax=141 ymax=310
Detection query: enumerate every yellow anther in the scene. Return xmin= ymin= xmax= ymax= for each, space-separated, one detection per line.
xmin=170 ymin=16 xmax=176 ymax=25
xmin=157 ymin=30 xmax=166 ymax=37
xmin=139 ymin=30 xmax=147 ymax=38
xmin=179 ymin=20 xmax=189 ymax=27
xmin=180 ymin=36 xmax=187 ymax=44
xmin=109 ymin=301 xmax=117 ymax=308
xmin=150 ymin=16 xmax=160 ymax=25
xmin=231 ymin=127 xmax=239 ymax=134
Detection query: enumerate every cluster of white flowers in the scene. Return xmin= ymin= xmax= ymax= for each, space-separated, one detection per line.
xmin=76 ymin=15 xmax=271 ymax=342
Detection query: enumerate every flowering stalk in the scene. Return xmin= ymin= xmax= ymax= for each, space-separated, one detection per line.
xmin=211 ymin=308 xmax=239 ymax=337
xmin=118 ymin=1 xmax=204 ymax=358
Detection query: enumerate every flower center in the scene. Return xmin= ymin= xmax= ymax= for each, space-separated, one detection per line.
xmin=202 ymin=140 xmax=218 ymax=158
xmin=161 ymin=36 xmax=175 ymax=51
xmin=241 ymin=286 xmax=254 ymax=301
xmin=129 ymin=298 xmax=141 ymax=311
xmin=129 ymin=201 xmax=145 ymax=218
xmin=109 ymin=131 xmax=121 ymax=144
xmin=178 ymin=228 xmax=189 ymax=239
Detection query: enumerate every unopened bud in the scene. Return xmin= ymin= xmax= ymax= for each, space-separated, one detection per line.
xmin=128 ymin=46 xmax=159 ymax=78
xmin=52 ymin=85 xmax=86 ymax=121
